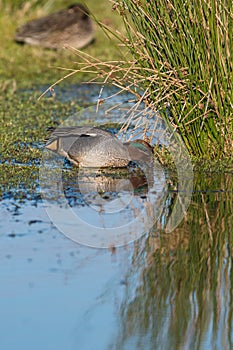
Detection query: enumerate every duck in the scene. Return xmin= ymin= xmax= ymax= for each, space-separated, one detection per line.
xmin=15 ymin=3 xmax=94 ymax=49
xmin=45 ymin=126 xmax=154 ymax=168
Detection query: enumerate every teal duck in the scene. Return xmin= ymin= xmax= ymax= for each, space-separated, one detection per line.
xmin=15 ymin=4 xmax=94 ymax=49
xmin=45 ymin=126 xmax=154 ymax=168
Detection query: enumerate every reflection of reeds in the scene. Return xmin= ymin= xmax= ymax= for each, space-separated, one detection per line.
xmin=112 ymin=173 xmax=233 ymax=349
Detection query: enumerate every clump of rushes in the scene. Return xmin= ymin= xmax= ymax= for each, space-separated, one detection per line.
xmin=114 ymin=0 xmax=233 ymax=159
xmin=45 ymin=0 xmax=232 ymax=160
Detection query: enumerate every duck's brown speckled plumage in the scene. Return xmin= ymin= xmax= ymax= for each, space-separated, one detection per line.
xmin=15 ymin=4 xmax=94 ymax=49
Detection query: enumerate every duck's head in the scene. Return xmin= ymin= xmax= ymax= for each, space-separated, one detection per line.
xmin=68 ymin=3 xmax=90 ymax=17
xmin=124 ymin=139 xmax=154 ymax=164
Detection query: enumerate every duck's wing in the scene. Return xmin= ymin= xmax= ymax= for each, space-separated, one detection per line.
xmin=46 ymin=127 xmax=113 ymax=145
xmin=45 ymin=127 xmax=114 ymax=157
xmin=15 ymin=11 xmax=64 ymax=42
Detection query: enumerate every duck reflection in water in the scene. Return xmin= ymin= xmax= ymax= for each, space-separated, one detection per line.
xmin=64 ymin=167 xmax=155 ymax=208
xmin=62 ymin=165 xmax=165 ymax=232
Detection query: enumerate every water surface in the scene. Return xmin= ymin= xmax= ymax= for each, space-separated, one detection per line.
xmin=0 ymin=85 xmax=232 ymax=350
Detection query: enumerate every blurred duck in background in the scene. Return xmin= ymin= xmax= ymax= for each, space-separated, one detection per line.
xmin=15 ymin=3 xmax=94 ymax=49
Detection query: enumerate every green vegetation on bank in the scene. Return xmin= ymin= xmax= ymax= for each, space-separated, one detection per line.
xmin=112 ymin=0 xmax=233 ymax=159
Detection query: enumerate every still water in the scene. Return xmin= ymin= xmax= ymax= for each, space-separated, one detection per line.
xmin=0 ymin=85 xmax=232 ymax=350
